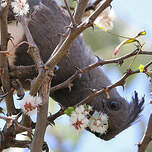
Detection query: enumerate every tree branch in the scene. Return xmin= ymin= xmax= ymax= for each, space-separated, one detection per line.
xmin=0 ymin=0 xmax=16 ymax=115
xmin=85 ymin=0 xmax=103 ymax=11
xmin=46 ymin=0 xmax=113 ymax=70
xmin=74 ymin=0 xmax=89 ymax=24
xmin=31 ymin=76 xmax=51 ymax=152
xmin=50 ymin=49 xmax=152 ymax=93
xmin=76 ymin=61 xmax=152 ymax=106
xmin=64 ymin=0 xmax=76 ymax=26
xmin=138 ymin=112 xmax=152 ymax=152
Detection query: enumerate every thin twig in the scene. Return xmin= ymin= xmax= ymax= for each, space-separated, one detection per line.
xmin=19 ymin=17 xmax=44 ymax=71
xmin=85 ymin=0 xmax=103 ymax=11
xmin=74 ymin=0 xmax=89 ymax=24
xmin=50 ymin=49 xmax=152 ymax=92
xmin=12 ymin=0 xmax=113 ymax=98
xmin=128 ymin=42 xmax=142 ymax=69
xmin=138 ymin=112 xmax=152 ymax=152
xmin=0 ymin=0 xmax=16 ymax=115
xmin=19 ymin=17 xmax=46 ymax=96
xmin=89 ymin=0 xmax=112 ymax=22
xmin=64 ymin=0 xmax=76 ymax=27
xmin=47 ymin=108 xmax=65 ymax=125
xmin=46 ymin=0 xmax=113 ymax=70
xmin=76 ymin=69 xmax=138 ymax=106
xmin=76 ymin=61 xmax=152 ymax=107
xmin=6 ymin=50 xmax=152 ymax=83
xmin=9 ymin=140 xmax=30 ymax=148
xmin=31 ymin=76 xmax=51 ymax=152
xmin=144 ymin=61 xmax=152 ymax=70
xmin=19 ymin=16 xmax=51 ymax=152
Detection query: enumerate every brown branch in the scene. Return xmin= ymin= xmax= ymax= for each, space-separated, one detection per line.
xmin=16 ymin=115 xmax=34 ymax=134
xmin=144 ymin=61 xmax=152 ymax=70
xmin=61 ymin=0 xmax=103 ymax=14
xmin=7 ymin=49 xmax=151 ymax=82
xmin=47 ymin=108 xmax=65 ymax=125
xmin=64 ymin=0 xmax=76 ymax=27
xmin=0 ymin=113 xmax=24 ymax=150
xmin=46 ymin=0 xmax=113 ymax=70
xmin=76 ymin=60 xmax=152 ymax=107
xmin=46 ymin=0 xmax=112 ymax=75
xmin=138 ymin=112 xmax=152 ymax=152
xmin=76 ymin=69 xmax=138 ymax=106
xmin=9 ymin=140 xmax=30 ymax=148
xmin=31 ymin=75 xmax=51 ymax=152
xmin=9 ymin=65 xmax=37 ymax=79
xmin=0 ymin=115 xmax=15 ymax=121
xmin=14 ymin=120 xmax=32 ymax=134
xmin=88 ymin=0 xmax=112 ymax=22
xmin=19 ymin=17 xmax=46 ymax=96
xmin=50 ymin=49 xmax=152 ymax=93
xmin=19 ymin=17 xmax=44 ymax=71
xmin=0 ymin=0 xmax=16 ymax=115
xmin=73 ymin=0 xmax=89 ymax=24
xmin=19 ymin=16 xmax=52 ymax=152
xmin=85 ymin=0 xmax=103 ymax=11
xmin=17 ymin=15 xmax=53 ymax=152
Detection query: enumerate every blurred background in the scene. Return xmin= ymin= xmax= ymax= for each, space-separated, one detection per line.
xmin=1 ymin=0 xmax=152 ymax=151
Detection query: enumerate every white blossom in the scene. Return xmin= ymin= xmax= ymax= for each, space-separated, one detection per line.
xmin=70 ymin=111 xmax=89 ymax=131
xmin=70 ymin=105 xmax=89 ymax=131
xmin=89 ymin=111 xmax=108 ymax=135
xmin=11 ymin=0 xmax=29 ymax=16
xmin=75 ymin=105 xmax=85 ymax=114
xmin=88 ymin=105 xmax=92 ymax=111
xmin=20 ymin=95 xmax=42 ymax=116
xmin=69 ymin=105 xmax=109 ymax=134
xmin=94 ymin=7 xmax=115 ymax=31
xmin=1 ymin=0 xmax=7 ymax=8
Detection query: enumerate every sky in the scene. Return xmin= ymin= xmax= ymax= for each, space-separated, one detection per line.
xmin=113 ymin=0 xmax=152 ymax=40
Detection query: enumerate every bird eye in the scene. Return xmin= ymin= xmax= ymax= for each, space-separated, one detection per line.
xmin=108 ymin=101 xmax=121 ymax=111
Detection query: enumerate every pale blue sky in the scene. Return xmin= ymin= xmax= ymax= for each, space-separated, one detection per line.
xmin=113 ymin=0 xmax=152 ymax=39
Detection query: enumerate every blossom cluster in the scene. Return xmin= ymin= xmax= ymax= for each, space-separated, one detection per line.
xmin=11 ymin=0 xmax=29 ymax=16
xmin=70 ymin=105 xmax=89 ymax=131
xmin=89 ymin=111 xmax=108 ymax=134
xmin=69 ymin=105 xmax=108 ymax=135
xmin=20 ymin=95 xmax=42 ymax=116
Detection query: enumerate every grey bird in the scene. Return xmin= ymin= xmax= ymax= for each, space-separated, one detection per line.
xmin=0 ymin=0 xmax=144 ymax=140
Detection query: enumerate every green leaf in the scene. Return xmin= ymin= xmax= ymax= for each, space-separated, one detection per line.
xmin=64 ymin=107 xmax=75 ymax=116
xmin=83 ymin=104 xmax=87 ymax=110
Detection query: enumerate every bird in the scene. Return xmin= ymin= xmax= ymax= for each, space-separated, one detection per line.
xmin=0 ymin=0 xmax=144 ymax=140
